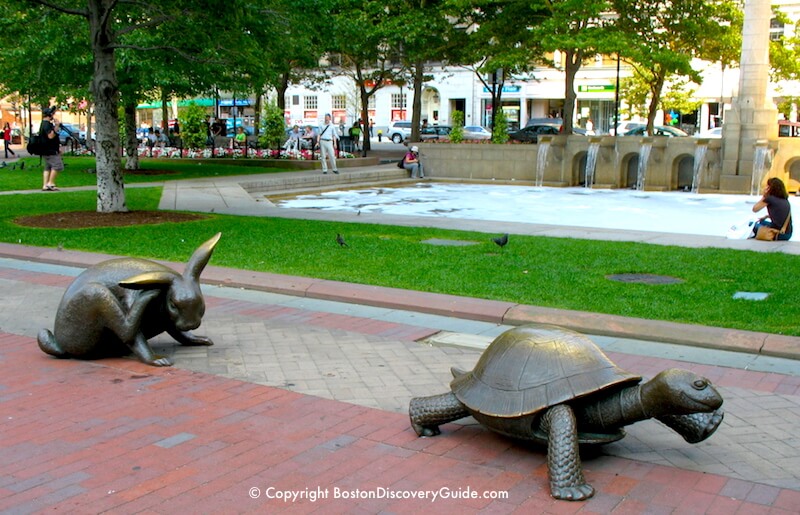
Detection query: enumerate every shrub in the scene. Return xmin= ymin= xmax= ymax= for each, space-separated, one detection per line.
xmin=180 ymin=102 xmax=210 ymax=149
xmin=492 ymin=109 xmax=509 ymax=144
xmin=449 ymin=111 xmax=464 ymax=143
xmin=259 ymin=102 xmax=286 ymax=149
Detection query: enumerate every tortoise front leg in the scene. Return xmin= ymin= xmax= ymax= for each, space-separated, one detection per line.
xmin=409 ymin=392 xmax=470 ymax=436
xmin=540 ymin=404 xmax=595 ymax=501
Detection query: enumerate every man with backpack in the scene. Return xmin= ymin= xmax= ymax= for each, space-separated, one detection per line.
xmin=39 ymin=106 xmax=62 ymax=191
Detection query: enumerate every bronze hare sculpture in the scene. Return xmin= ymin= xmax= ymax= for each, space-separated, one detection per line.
xmin=409 ymin=324 xmax=724 ymax=501
xmin=38 ymin=233 xmax=221 ymax=367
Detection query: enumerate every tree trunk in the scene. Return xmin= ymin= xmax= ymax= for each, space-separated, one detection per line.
xmin=123 ymin=102 xmax=139 ymax=170
xmin=253 ymin=90 xmax=263 ymax=138
xmin=563 ymin=50 xmax=582 ymax=135
xmin=646 ymin=68 xmax=666 ymax=135
xmin=160 ymin=89 xmax=169 ymax=132
xmin=89 ymin=0 xmax=127 ymax=213
xmin=360 ymin=85 xmax=372 ymax=153
xmin=410 ymin=59 xmax=424 ymax=143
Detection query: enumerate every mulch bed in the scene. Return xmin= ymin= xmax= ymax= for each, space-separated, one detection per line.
xmin=15 ymin=211 xmax=207 ymax=229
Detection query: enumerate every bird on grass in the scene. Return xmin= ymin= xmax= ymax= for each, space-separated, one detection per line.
xmin=492 ymin=233 xmax=509 ymax=248
xmin=19 ymin=161 xmax=24 ymax=170
xmin=336 ymin=233 xmax=349 ymax=247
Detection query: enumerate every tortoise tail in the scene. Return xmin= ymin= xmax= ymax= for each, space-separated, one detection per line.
xmin=657 ymin=409 xmax=724 ymax=443
xmin=37 ymin=329 xmax=67 ymax=358
xmin=409 ymin=392 xmax=470 ymax=437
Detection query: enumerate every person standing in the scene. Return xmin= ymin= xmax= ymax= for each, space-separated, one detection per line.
xmin=318 ymin=113 xmax=339 ymax=174
xmin=40 ymin=107 xmax=63 ymax=191
xmin=3 ymin=122 xmax=15 ymax=158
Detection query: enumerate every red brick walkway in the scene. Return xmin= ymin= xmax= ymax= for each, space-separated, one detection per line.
xmin=2 ymin=333 xmax=798 ymax=514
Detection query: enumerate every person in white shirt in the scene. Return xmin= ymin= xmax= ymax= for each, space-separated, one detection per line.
xmin=318 ymin=114 xmax=339 ymax=174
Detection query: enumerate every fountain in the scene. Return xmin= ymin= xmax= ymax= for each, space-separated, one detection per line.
xmin=584 ymin=141 xmax=600 ymax=188
xmin=635 ymin=141 xmax=652 ymax=191
xmin=535 ymin=138 xmax=551 ymax=188
xmin=691 ymin=140 xmax=709 ymax=193
xmin=750 ymin=141 xmax=773 ymax=196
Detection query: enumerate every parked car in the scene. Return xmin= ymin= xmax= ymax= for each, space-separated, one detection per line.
xmin=695 ymin=127 xmax=722 ymax=139
xmin=508 ymin=124 xmax=560 ymax=143
xmin=406 ymin=125 xmax=452 ymax=143
xmin=57 ymin=124 xmax=82 ymax=146
xmin=778 ymin=120 xmax=800 ymax=137
xmin=613 ymin=121 xmax=645 ymax=135
xmin=623 ymin=125 xmax=689 ymax=137
xmin=387 ymin=120 xmax=413 ymax=144
xmin=462 ymin=126 xmax=492 ymax=140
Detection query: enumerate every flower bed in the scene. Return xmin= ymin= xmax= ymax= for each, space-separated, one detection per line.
xmin=66 ymin=146 xmax=356 ymax=160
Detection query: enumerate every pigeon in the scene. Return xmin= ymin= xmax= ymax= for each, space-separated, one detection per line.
xmin=0 ymin=161 xmax=6 ymax=168
xmin=19 ymin=162 xmax=24 ymax=170
xmin=492 ymin=233 xmax=509 ymax=247
xmin=336 ymin=233 xmax=349 ymax=247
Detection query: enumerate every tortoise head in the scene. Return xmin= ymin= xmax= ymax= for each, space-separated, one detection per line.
xmin=641 ymin=369 xmax=723 ymax=417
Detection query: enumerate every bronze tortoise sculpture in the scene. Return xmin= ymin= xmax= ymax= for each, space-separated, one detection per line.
xmin=409 ymin=324 xmax=724 ymax=501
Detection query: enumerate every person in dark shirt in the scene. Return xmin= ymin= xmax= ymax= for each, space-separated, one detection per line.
xmin=40 ymin=106 xmax=63 ymax=191
xmin=752 ymin=177 xmax=793 ymax=240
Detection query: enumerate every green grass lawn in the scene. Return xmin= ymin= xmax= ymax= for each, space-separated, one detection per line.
xmin=0 ymin=179 xmax=798 ymax=337
xmin=0 ymin=156 xmax=296 ymax=191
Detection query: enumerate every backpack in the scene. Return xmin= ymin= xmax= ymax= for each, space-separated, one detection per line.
xmin=397 ymin=156 xmax=405 ymax=168
xmin=27 ymin=119 xmax=57 ymax=156
xmin=26 ymin=132 xmax=45 ymax=156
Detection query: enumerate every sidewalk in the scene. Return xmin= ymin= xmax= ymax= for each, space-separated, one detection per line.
xmin=1 ymin=166 xmax=799 ymax=513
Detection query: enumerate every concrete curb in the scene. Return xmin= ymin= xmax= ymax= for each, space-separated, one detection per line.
xmin=1 ymin=241 xmax=798 ymax=361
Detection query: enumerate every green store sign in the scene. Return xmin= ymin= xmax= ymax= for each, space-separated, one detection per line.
xmin=578 ymin=85 xmax=616 ymax=93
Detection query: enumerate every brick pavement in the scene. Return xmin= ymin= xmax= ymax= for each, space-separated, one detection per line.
xmin=1 ymin=258 xmax=799 ymax=513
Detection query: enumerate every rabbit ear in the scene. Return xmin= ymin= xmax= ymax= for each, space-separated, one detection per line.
xmin=184 ymin=233 xmax=222 ymax=281
xmin=120 ymin=271 xmax=177 ymax=290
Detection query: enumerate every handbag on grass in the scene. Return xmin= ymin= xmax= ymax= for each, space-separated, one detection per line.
xmin=755 ymin=213 xmax=791 ymax=241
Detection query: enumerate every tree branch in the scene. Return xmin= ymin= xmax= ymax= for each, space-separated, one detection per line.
xmin=29 ymin=0 xmax=87 ymax=17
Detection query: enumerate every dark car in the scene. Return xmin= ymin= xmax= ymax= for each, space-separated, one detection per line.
xmin=405 ymin=125 xmax=452 ymax=143
xmin=508 ymin=124 xmax=560 ymax=143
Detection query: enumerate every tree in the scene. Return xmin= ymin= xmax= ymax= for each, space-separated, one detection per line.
xmin=612 ymin=0 xmax=739 ymax=134
xmin=1 ymin=0 xmax=285 ymax=213
xmin=327 ymin=0 xmax=404 ymax=153
xmin=384 ymin=0 xmax=466 ymax=143
xmin=448 ymin=0 xmax=548 ymax=131
xmin=532 ymin=0 xmax=617 ymax=134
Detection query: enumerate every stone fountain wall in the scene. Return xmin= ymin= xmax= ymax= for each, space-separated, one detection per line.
xmin=419 ymin=137 xmax=800 ymax=194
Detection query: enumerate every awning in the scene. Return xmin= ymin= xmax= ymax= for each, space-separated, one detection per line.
xmin=136 ymin=98 xmax=215 ymax=109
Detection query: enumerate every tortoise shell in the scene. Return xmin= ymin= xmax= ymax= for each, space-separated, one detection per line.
xmin=451 ymin=324 xmax=641 ymax=418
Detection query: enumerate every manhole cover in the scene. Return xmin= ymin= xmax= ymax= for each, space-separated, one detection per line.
xmin=606 ymin=273 xmax=684 ymax=285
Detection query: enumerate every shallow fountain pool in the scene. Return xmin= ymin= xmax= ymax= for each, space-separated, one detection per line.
xmin=275 ymin=183 xmax=799 ymax=238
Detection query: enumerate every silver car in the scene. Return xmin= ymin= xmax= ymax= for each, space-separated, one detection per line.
xmin=462 ymin=126 xmax=492 ymax=140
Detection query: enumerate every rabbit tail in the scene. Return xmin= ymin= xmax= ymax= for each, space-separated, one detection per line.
xmin=37 ymin=329 xmax=67 ymax=357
